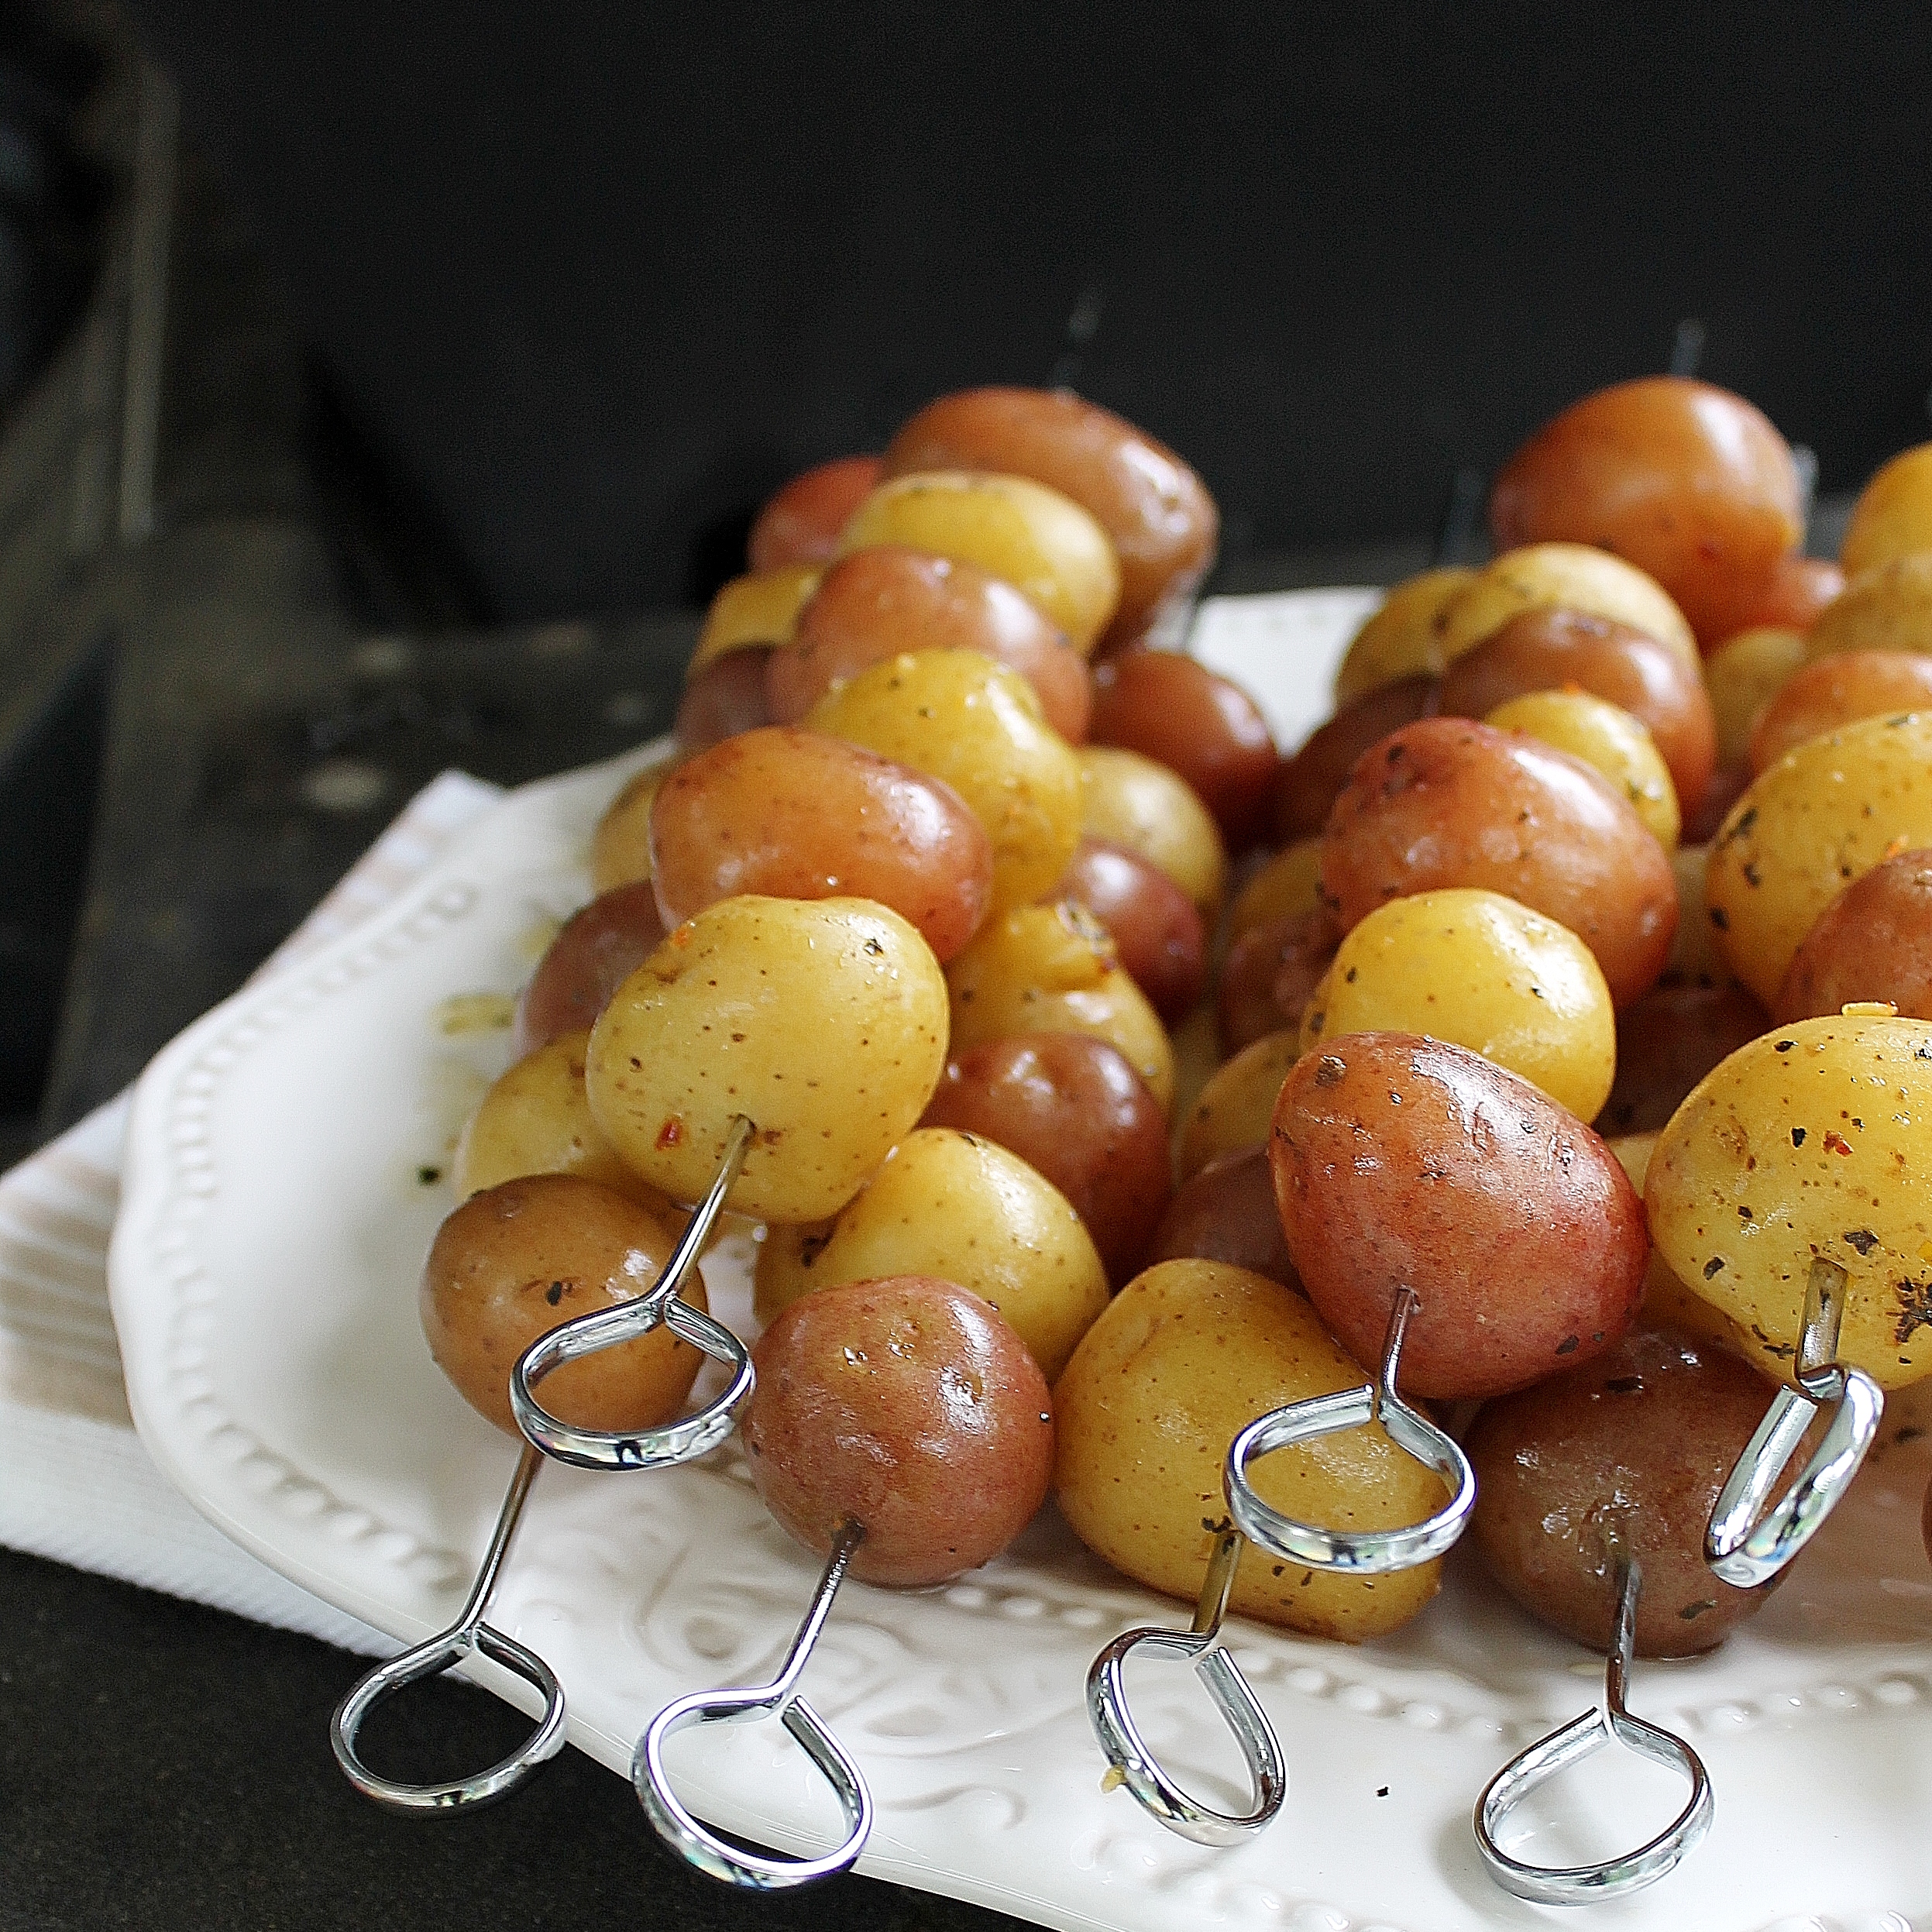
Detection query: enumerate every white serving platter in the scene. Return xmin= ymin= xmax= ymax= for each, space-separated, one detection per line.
xmin=109 ymin=590 xmax=1932 ymax=1932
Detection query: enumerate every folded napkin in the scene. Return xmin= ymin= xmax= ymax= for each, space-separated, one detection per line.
xmin=0 ymin=770 xmax=506 ymax=1655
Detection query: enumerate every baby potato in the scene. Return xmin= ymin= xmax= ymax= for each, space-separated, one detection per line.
xmin=586 ymin=896 xmax=948 ymax=1223
xmin=1273 ymin=674 xmax=1438 ymax=842
xmin=1179 ymin=1028 xmax=1302 ymax=1181
xmin=648 ymin=726 xmax=993 ymax=963
xmin=1593 ymin=983 xmax=1769 ymax=1138
xmin=675 ymin=648 xmax=774 ymax=755
xmin=1839 ymin=442 xmax=1932 ymax=578
xmin=590 ymin=756 xmax=678 ymax=893
xmin=1300 ymin=888 xmax=1616 ymax=1123
xmin=1218 ymin=908 xmax=1337 ymax=1057
xmin=687 ymin=564 xmax=821 ymax=676
xmin=1487 ymin=689 xmax=1680 ymax=848
xmin=747 ymin=455 xmax=883 ymax=572
xmin=1271 ymin=1033 xmax=1648 ymax=1399
xmin=882 ymin=387 xmax=1215 ymax=645
xmin=1078 ymin=744 xmax=1228 ymax=917
xmin=1149 ymin=1146 xmax=1302 ymax=1291
xmin=1749 ymin=650 xmax=1932 ymax=772
xmin=1468 ymin=1329 xmax=1782 ymax=1656
xmin=1805 ymin=553 xmax=1932 ymax=662
xmin=946 ymin=900 xmax=1174 ymax=1112
xmin=749 ymin=1126 xmax=1109 ymax=1382
xmin=1054 ymin=1260 xmax=1446 ymax=1641
xmin=515 ymin=881 xmax=669 ymax=1055
xmin=1055 ymin=837 xmax=1206 ymax=1023
xmin=1705 ymin=627 xmax=1807 ymax=772
xmin=1433 ymin=543 xmax=1697 ymax=671
xmin=1439 ymin=607 xmax=1716 ymax=820
xmin=806 ymin=649 xmax=1082 ymax=916
xmin=1320 ymin=717 xmax=1679 ymax=1009
xmin=1229 ymin=837 xmax=1326 ymax=941
xmin=454 ymin=1030 xmax=675 ymax=1209
xmin=837 ymin=469 xmax=1121 ymax=654
xmin=1088 ymin=651 xmax=1278 ymax=850
xmin=1609 ymin=1132 xmax=1759 ymax=1354
xmin=767 ymin=546 xmax=1091 ymax=743
xmin=1647 ymin=1011 xmax=1932 ymax=1388
xmin=1705 ymin=711 xmax=1932 ymax=1006
xmin=1487 ymin=379 xmax=1801 ymax=649
xmin=421 ymin=1174 xmax=706 ymax=1437
xmin=1332 ymin=567 xmax=1477 ymax=704
xmin=1777 ymin=848 xmax=1932 ymax=1022
xmin=1664 ymin=844 xmax=1734 ymax=988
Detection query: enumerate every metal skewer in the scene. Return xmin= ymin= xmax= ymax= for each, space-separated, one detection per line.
xmin=332 ymin=1116 xmax=760 ymax=1810
xmin=634 ymin=1518 xmax=874 ymax=1889
xmin=1475 ymin=1546 xmax=1714 ymax=1904
xmin=1705 ymin=1255 xmax=1883 ymax=1587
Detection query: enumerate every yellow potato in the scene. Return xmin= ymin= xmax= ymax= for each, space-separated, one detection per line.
xmin=1299 ymin=888 xmax=1615 ymax=1122
xmin=1332 ymin=566 xmax=1477 ymax=704
xmin=1705 ymin=711 xmax=1932 ymax=1006
xmin=1435 ymin=542 xmax=1697 ymax=669
xmin=586 ymin=896 xmax=948 ymax=1222
xmin=837 ymin=469 xmax=1121 ymax=654
xmin=1227 ymin=837 xmax=1325 ymax=942
xmin=806 ymin=650 xmax=1081 ymax=916
xmin=590 ymin=756 xmax=677 ymax=892
xmin=1840 ymin=443 xmax=1932 ymax=577
xmin=946 ymin=901 xmax=1174 ymax=1112
xmin=1607 ymin=1132 xmax=1759 ymax=1358
xmin=1646 ymin=1012 xmax=1932 ymax=1388
xmin=1078 ymin=744 xmax=1228 ymax=918
xmin=1805 ymin=553 xmax=1932 ymax=662
xmin=1177 ymin=1029 xmax=1300 ymax=1181
xmin=750 ymin=1127 xmax=1109 ymax=1382
xmin=1705 ymin=627 xmax=1806 ymax=772
xmin=1054 ymin=1260 xmax=1446 ymax=1640
xmin=1487 ymin=689 xmax=1680 ymax=848
xmin=454 ymin=1030 xmax=676 ymax=1210
xmin=1665 ymin=844 xmax=1734 ymax=988
xmin=686 ymin=565 xmax=821 ymax=676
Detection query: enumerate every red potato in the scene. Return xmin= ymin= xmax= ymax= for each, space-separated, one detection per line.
xmin=514 ymin=880 xmax=669 ymax=1057
xmin=1748 ymin=649 xmax=1932 ymax=774
xmin=1274 ymin=674 xmax=1439 ymax=841
xmin=674 ymin=646 xmax=773 ymax=752
xmin=1435 ymin=607 xmax=1717 ymax=816
xmin=1489 ymin=376 xmax=1803 ymax=648
xmin=1053 ymin=837 xmax=1205 ymax=1022
xmin=1319 ymin=716 xmax=1679 ymax=1009
xmin=918 ymin=1032 xmax=1171 ymax=1286
xmin=742 ymin=1274 xmax=1054 ymax=1588
xmin=1724 ymin=553 xmax=1845 ymax=640
xmin=1216 ymin=907 xmax=1338 ymax=1057
xmin=1468 ymin=1328 xmax=1782 ymax=1655
xmin=1088 ymin=650 xmax=1278 ymax=849
xmin=767 ymin=546 xmax=1091 ymax=742
xmin=1593 ymin=983 xmax=1771 ymax=1137
xmin=1776 ymin=849 xmax=1932 ymax=1022
xmin=649 ymin=726 xmax=992 ymax=962
xmin=1149 ymin=1145 xmax=1302 ymax=1292
xmin=746 ymin=455 xmax=883 ymax=572
xmin=1270 ymin=1032 xmax=1648 ymax=1400
xmin=883 ymin=387 xmax=1217 ymax=647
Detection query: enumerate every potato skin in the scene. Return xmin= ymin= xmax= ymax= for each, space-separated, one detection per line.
xmin=1840 ymin=442 xmax=1932 ymax=578
xmin=515 ymin=882 xmax=668 ymax=1055
xmin=1748 ymin=650 xmax=1932 ymax=773
xmin=744 ymin=1274 xmax=1054 ymax=1588
xmin=1646 ymin=1012 xmax=1932 ymax=1389
xmin=1467 ymin=1329 xmax=1778 ymax=1655
xmin=1332 ymin=568 xmax=1476 ymax=704
xmin=1776 ymin=849 xmax=1932 ymax=1023
xmin=1054 ymin=1260 xmax=1444 ymax=1640
xmin=1054 ymin=837 xmax=1205 ymax=1024
xmin=586 ymin=896 xmax=948 ymax=1223
xmin=1270 ymin=1033 xmax=1648 ymax=1400
xmin=1320 ymin=717 xmax=1678 ymax=1009
xmin=421 ymin=1175 xmax=706 ymax=1437
xmin=1805 ymin=553 xmax=1932 ymax=662
xmin=1705 ymin=711 xmax=1932 ymax=1006
xmin=1487 ymin=379 xmax=1801 ymax=648
xmin=747 ymin=455 xmax=883 ymax=572
xmin=648 ymin=726 xmax=993 ymax=963
xmin=882 ymin=387 xmax=1216 ymax=646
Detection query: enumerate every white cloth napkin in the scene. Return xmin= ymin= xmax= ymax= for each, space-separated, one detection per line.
xmin=0 ymin=770 xmax=506 ymax=1655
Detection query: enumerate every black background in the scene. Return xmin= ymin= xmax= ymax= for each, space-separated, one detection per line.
xmin=125 ymin=0 xmax=1932 ymax=617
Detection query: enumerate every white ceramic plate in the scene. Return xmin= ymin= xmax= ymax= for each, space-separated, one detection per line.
xmin=111 ymin=592 xmax=1932 ymax=1932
